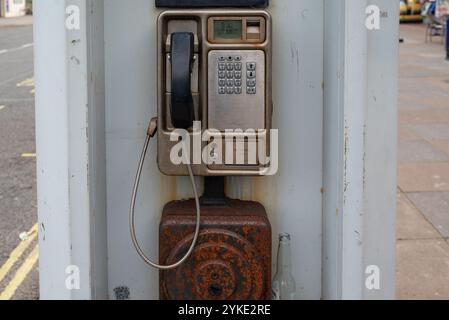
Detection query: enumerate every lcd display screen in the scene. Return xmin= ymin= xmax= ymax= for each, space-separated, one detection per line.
xmin=214 ymin=20 xmax=243 ymax=40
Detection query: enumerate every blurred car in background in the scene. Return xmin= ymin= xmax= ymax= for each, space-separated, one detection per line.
xmin=400 ymin=0 xmax=424 ymax=22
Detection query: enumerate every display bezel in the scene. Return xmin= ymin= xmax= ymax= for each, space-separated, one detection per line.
xmin=207 ymin=16 xmax=266 ymax=44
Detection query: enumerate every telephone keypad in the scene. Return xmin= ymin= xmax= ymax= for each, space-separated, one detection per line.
xmin=217 ymin=56 xmax=257 ymax=95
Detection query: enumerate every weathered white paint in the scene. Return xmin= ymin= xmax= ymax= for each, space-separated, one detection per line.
xmin=35 ymin=0 xmax=107 ymax=299
xmin=322 ymin=0 xmax=398 ymax=299
xmin=35 ymin=0 xmax=397 ymax=300
xmin=363 ymin=0 xmax=398 ymax=300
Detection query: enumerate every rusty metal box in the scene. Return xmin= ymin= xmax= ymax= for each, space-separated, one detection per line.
xmin=159 ymin=199 xmax=272 ymax=300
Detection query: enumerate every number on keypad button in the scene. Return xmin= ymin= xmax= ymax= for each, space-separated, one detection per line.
xmin=247 ymin=62 xmax=256 ymax=71
xmin=247 ymin=71 xmax=256 ymax=79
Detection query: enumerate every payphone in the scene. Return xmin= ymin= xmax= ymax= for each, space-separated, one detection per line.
xmin=130 ymin=1 xmax=273 ymax=300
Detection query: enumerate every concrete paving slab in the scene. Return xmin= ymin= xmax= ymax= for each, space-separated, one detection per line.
xmin=399 ymin=109 xmax=449 ymax=125
xmin=0 ymin=16 xmax=33 ymax=28
xmin=398 ymin=98 xmax=430 ymax=111
xmin=398 ymin=140 xmax=449 ymax=163
xmin=398 ymin=163 xmax=449 ymax=192
xmin=397 ymin=192 xmax=441 ymax=240
xmin=412 ymin=124 xmax=449 ymax=141
xmin=431 ymin=140 xmax=449 ymax=156
xmin=418 ymin=97 xmax=449 ymax=110
xmin=398 ymin=125 xmax=421 ymax=141
xmin=396 ymin=239 xmax=449 ymax=300
xmin=407 ymin=192 xmax=449 ymax=238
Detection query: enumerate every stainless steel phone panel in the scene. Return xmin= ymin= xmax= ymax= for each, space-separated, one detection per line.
xmin=208 ymin=50 xmax=265 ymax=131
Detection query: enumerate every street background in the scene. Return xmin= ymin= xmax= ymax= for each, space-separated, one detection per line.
xmin=0 ymin=15 xmax=38 ymax=300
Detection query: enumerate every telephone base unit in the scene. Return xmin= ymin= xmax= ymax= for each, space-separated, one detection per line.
xmin=159 ymin=199 xmax=272 ymax=300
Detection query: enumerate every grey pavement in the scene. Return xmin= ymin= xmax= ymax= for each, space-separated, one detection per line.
xmin=397 ymin=23 xmax=449 ymax=300
xmin=0 ymin=16 xmax=33 ymax=29
xmin=0 ymin=24 xmax=38 ymax=300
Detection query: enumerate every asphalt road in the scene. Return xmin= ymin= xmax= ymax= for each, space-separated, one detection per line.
xmin=0 ymin=25 xmax=38 ymax=300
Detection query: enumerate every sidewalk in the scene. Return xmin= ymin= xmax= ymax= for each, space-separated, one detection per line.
xmin=0 ymin=15 xmax=33 ymax=28
xmin=397 ymin=23 xmax=449 ymax=299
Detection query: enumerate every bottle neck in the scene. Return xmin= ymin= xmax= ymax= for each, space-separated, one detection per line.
xmin=276 ymin=241 xmax=292 ymax=273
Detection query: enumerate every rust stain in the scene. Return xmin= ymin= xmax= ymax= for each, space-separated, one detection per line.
xmin=159 ymin=200 xmax=271 ymax=300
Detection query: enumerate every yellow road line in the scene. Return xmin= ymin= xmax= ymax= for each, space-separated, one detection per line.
xmin=16 ymin=77 xmax=34 ymax=88
xmin=0 ymin=224 xmax=37 ymax=284
xmin=0 ymin=245 xmax=39 ymax=300
xmin=21 ymin=153 xmax=36 ymax=158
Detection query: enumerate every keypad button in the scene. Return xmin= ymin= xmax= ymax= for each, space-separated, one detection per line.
xmin=226 ymin=71 xmax=234 ymax=78
xmin=235 ymin=63 xmax=242 ymax=71
xmin=234 ymin=71 xmax=242 ymax=79
xmin=219 ymin=71 xmax=226 ymax=79
xmin=226 ymin=56 xmax=234 ymax=62
xmin=219 ymin=87 xmax=226 ymax=94
xmin=218 ymin=63 xmax=226 ymax=71
xmin=227 ymin=79 xmax=234 ymax=86
xmin=235 ymin=56 xmax=242 ymax=61
xmin=247 ymin=71 xmax=256 ymax=79
xmin=235 ymin=79 xmax=242 ymax=86
xmin=219 ymin=79 xmax=226 ymax=86
xmin=218 ymin=56 xmax=226 ymax=62
xmin=247 ymin=62 xmax=256 ymax=71
xmin=226 ymin=63 xmax=234 ymax=71
xmin=226 ymin=87 xmax=234 ymax=94
xmin=247 ymin=87 xmax=256 ymax=94
xmin=247 ymin=78 xmax=256 ymax=87
xmin=235 ymin=87 xmax=242 ymax=94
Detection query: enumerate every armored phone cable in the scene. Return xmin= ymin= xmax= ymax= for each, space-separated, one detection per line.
xmin=130 ymin=118 xmax=201 ymax=270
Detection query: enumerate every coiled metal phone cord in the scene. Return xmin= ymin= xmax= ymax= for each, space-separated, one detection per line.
xmin=130 ymin=118 xmax=201 ymax=270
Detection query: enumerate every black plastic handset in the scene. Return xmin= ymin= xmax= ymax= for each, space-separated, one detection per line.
xmin=170 ymin=32 xmax=195 ymax=130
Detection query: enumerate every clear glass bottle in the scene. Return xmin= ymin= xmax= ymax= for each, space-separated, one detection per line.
xmin=272 ymin=233 xmax=296 ymax=300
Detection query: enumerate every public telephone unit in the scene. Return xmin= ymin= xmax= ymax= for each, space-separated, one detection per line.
xmin=157 ymin=10 xmax=273 ymax=175
xmin=130 ymin=4 xmax=273 ymax=300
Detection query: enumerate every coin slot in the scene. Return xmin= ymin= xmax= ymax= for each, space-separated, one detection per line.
xmin=246 ymin=20 xmax=261 ymax=40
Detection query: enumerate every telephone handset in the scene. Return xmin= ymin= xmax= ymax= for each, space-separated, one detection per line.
xmin=170 ymin=32 xmax=195 ymax=129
